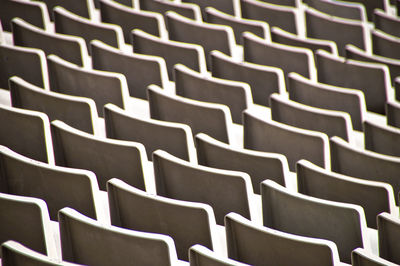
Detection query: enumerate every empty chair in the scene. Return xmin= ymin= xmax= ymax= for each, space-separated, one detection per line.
xmin=0 ymin=104 xmax=54 ymax=164
xmin=9 ymin=76 xmax=98 ymax=135
xmin=342 ymin=0 xmax=387 ymax=21
xmin=53 ymin=6 xmax=124 ymax=54
xmin=287 ymin=72 xmax=366 ymax=131
xmin=47 ymin=54 xmax=129 ymax=117
xmin=240 ymin=0 xmax=299 ymax=35
xmin=305 ymin=7 xmax=369 ymax=56
xmin=270 ymin=93 xmax=353 ymax=142
xmin=2 ymin=240 xmax=81 ymax=266
xmin=271 ymin=27 xmax=338 ymax=55
xmin=0 ymin=193 xmax=57 ymax=258
xmin=51 ymin=120 xmax=149 ymax=191
xmin=372 ymin=29 xmax=400 ymax=60
xmin=352 ymin=247 xmax=398 ymax=266
xmin=189 ymin=244 xmax=249 ymax=266
xmin=296 ymin=159 xmax=396 ymax=229
xmin=99 ymin=0 xmax=166 ymax=43
xmin=225 ymin=212 xmax=343 ymax=266
xmin=166 ymin=11 xmax=236 ymax=69
xmin=148 ymin=84 xmax=235 ymax=145
xmin=182 ymin=0 xmax=240 ymax=18
xmin=195 ymin=133 xmax=290 ymax=194
xmin=315 ymin=50 xmax=390 ymax=115
xmin=0 ymin=0 xmax=50 ymax=31
xmin=211 ymin=50 xmax=285 ymax=107
xmin=12 ymin=18 xmax=89 ymax=67
xmin=104 ymin=103 xmax=197 ymax=162
xmin=330 ymin=136 xmax=400 ymax=203
xmin=174 ymin=64 xmax=252 ymax=124
xmin=243 ymin=32 xmax=317 ymax=83
xmin=0 ymin=145 xmax=104 ymax=221
xmin=58 ymin=207 xmax=184 ymax=265
xmin=261 ymin=179 xmax=369 ymax=263
xmin=91 ymin=40 xmax=169 ymax=99
xmin=373 ymin=9 xmax=400 ymax=39
xmin=0 ymin=44 xmax=49 ymax=89
xmin=205 ymin=7 xmax=270 ymax=45
xmin=152 ymin=149 xmax=256 ymax=225
xmin=36 ymin=0 xmax=94 ymax=20
xmin=303 ymin=0 xmax=367 ymax=21
xmin=243 ymin=109 xmax=330 ymax=171
xmin=107 ymin=178 xmax=220 ymax=261
xmin=387 ymin=100 xmax=400 ymax=128
xmin=139 ymin=0 xmax=202 ymax=21
xmin=346 ymin=44 xmax=400 ymax=86
xmin=377 ymin=212 xmax=400 ymax=264
xmin=132 ymin=29 xmax=207 ymax=80
xmin=364 ymin=119 xmax=400 ymax=157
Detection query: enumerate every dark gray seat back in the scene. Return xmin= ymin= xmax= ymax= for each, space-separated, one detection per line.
xmin=0 ymin=104 xmax=54 ymax=164
xmin=372 ymin=29 xmax=400 ymax=60
xmin=287 ymin=72 xmax=365 ymax=131
xmin=189 ymin=244 xmax=249 ymax=266
xmin=1 ymin=240 xmax=82 ymax=266
xmin=211 ymin=50 xmax=285 ymax=107
xmin=225 ymin=212 xmax=341 ymax=266
xmin=0 ymin=145 xmax=102 ymax=221
xmin=12 ymin=18 xmax=88 ymax=67
xmin=240 ymin=0 xmax=298 ymax=34
xmin=51 ymin=120 xmax=147 ymax=191
xmin=9 ymin=76 xmax=97 ymax=134
xmin=297 ymin=159 xmax=396 ymax=229
xmin=132 ymin=29 xmax=207 ymax=80
xmin=174 ymin=63 xmax=252 ymax=124
xmin=152 ymin=149 xmax=254 ymax=225
xmin=330 ymin=136 xmax=400 ymax=204
xmin=351 ymin=247 xmax=398 ymax=266
xmin=261 ymin=179 xmax=368 ymax=263
xmin=91 ymin=39 xmax=168 ymax=99
xmin=0 ymin=193 xmax=56 ymax=258
xmin=195 ymin=133 xmax=288 ymax=194
xmin=377 ymin=212 xmax=400 ymax=265
xmin=104 ymin=103 xmax=197 ymax=162
xmin=305 ymin=8 xmax=367 ymax=56
xmin=364 ymin=120 xmax=400 ymax=157
xmin=243 ymin=109 xmax=330 ymax=171
xmin=243 ymin=32 xmax=316 ymax=84
xmin=47 ymin=54 xmax=128 ymax=117
xmin=315 ymin=50 xmax=390 ymax=115
xmin=387 ymin=101 xmax=400 ymax=128
xmin=0 ymin=44 xmax=48 ymax=89
xmin=54 ymin=6 xmax=123 ymax=54
xmin=99 ymin=0 xmax=165 ymax=43
xmin=345 ymin=44 xmax=400 ymax=86
xmin=270 ymin=93 xmax=352 ymax=141
xmin=107 ymin=178 xmax=218 ymax=261
xmin=0 ymin=0 xmax=49 ymax=31
xmin=205 ymin=7 xmax=270 ymax=45
xmin=148 ymin=84 xmax=233 ymax=144
xmin=271 ymin=27 xmax=338 ymax=55
xmin=59 ymin=207 xmax=180 ymax=266
xmin=166 ymin=11 xmax=235 ymax=70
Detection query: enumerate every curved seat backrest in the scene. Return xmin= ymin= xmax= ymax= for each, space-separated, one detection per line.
xmin=243 ymin=109 xmax=330 ymax=171
xmin=210 ymin=50 xmax=285 ymax=107
xmin=51 ymin=120 xmax=148 ymax=191
xmin=152 ymin=149 xmax=255 ymax=225
xmin=104 ymin=103 xmax=197 ymax=162
xmin=107 ymin=178 xmax=219 ymax=261
xmin=261 ymin=179 xmax=369 ymax=263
